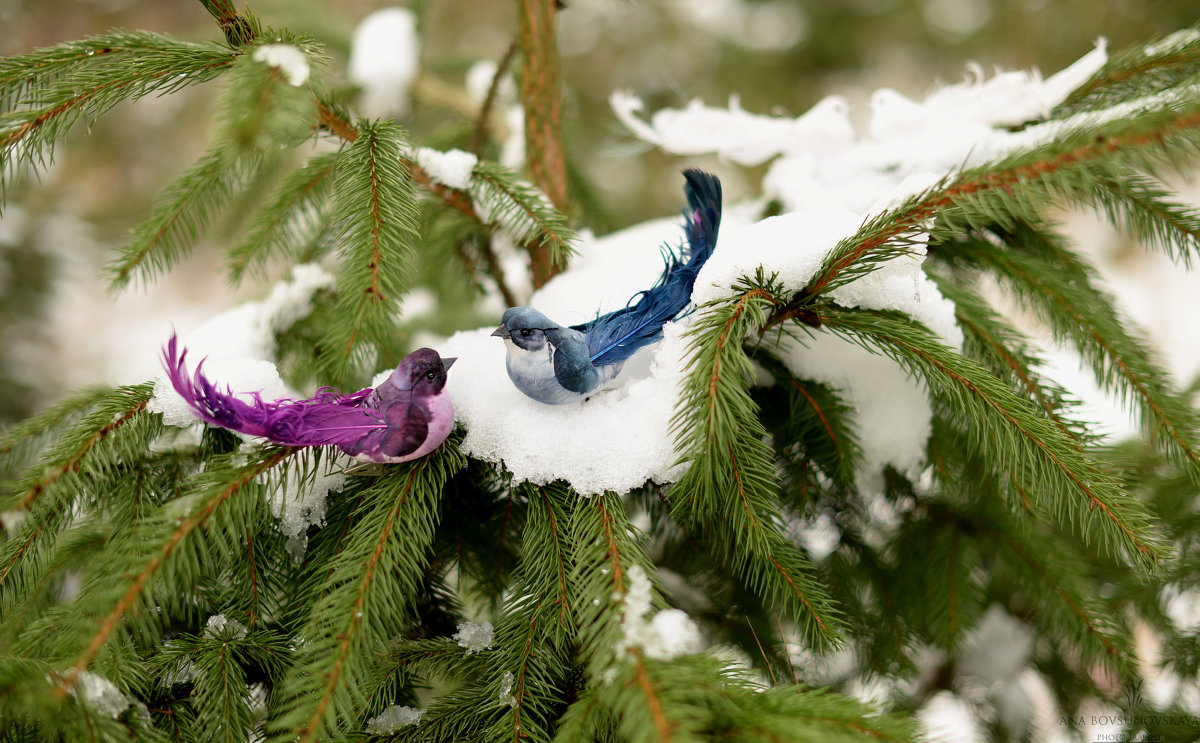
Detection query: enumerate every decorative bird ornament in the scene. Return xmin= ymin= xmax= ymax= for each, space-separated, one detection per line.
xmin=492 ymin=169 xmax=722 ymax=404
xmin=162 ymin=335 xmax=456 ymax=463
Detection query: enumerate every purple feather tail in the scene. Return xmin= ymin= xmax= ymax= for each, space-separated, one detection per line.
xmin=162 ymin=334 xmax=385 ymax=450
xmin=581 ymin=169 xmax=723 ymax=366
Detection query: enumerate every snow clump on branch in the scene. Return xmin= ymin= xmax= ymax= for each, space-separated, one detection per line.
xmin=620 ymin=565 xmax=703 ymax=660
xmin=251 ymin=44 xmax=310 ymax=87
xmin=438 ymin=41 xmax=1109 ymax=493
xmin=349 ymin=8 xmax=420 ymax=119
xmin=454 ymin=621 xmax=495 ymax=654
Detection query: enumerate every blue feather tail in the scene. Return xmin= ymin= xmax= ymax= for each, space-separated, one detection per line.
xmin=582 ymin=169 xmax=723 ymax=366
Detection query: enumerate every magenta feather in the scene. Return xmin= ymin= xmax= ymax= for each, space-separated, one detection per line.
xmin=162 ymin=334 xmax=386 ymax=450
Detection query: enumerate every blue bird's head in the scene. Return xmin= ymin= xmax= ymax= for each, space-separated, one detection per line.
xmin=492 ymin=307 xmax=556 ymax=352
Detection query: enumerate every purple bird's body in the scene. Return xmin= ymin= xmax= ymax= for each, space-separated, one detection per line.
xmin=162 ymin=336 xmax=456 ymax=463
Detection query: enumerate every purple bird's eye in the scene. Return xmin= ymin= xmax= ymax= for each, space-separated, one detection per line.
xmin=425 ymin=370 xmax=436 ymax=380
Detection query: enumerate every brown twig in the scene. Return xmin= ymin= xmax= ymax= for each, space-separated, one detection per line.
xmin=472 ymin=40 xmax=520 ymax=158
xmin=197 ymin=0 xmax=256 ymax=47
xmin=517 ymin=0 xmax=568 ymax=289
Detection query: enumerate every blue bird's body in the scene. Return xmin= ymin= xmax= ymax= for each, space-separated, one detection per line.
xmin=493 ymin=169 xmax=723 ymax=404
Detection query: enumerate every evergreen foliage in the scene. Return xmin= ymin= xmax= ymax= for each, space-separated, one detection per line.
xmin=1 ymin=4 xmax=1200 ymax=742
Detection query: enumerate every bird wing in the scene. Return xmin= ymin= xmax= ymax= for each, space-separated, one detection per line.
xmin=582 ymin=169 xmax=722 ymax=366
xmin=547 ymin=329 xmax=600 ymax=394
xmin=343 ymin=393 xmax=430 ymax=461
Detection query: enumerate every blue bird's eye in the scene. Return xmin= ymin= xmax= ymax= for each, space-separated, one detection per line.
xmin=520 ymin=328 xmax=533 ymax=337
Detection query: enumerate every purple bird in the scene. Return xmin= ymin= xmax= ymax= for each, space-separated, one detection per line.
xmin=162 ymin=335 xmax=456 ymax=463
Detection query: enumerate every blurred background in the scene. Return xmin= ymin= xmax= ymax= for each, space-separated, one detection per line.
xmin=0 ymin=0 xmax=1197 ymax=426
xmin=3 ymin=3 xmax=1200 ymax=741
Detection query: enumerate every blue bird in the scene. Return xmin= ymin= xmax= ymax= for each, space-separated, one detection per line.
xmin=492 ymin=169 xmax=722 ymax=404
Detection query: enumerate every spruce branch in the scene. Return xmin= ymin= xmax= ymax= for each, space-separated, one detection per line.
xmin=313 ymin=102 xmax=561 ymax=309
xmin=54 ymin=446 xmax=296 ymax=699
xmin=817 ymin=305 xmax=1169 ymax=570
xmin=227 ymin=150 xmax=338 ymax=283
xmin=472 ymin=40 xmax=519 ymax=158
xmin=754 ymin=355 xmax=863 ymax=494
xmin=469 ymin=160 xmax=576 ymax=271
xmin=271 ymin=445 xmax=463 ymax=743
xmin=1 ymin=384 xmax=153 ymax=520
xmin=951 ymin=226 xmax=1200 ymax=479
xmin=106 ymin=146 xmax=260 ymax=290
xmin=1000 ymin=530 xmax=1128 ymax=662
xmin=569 ymin=492 xmax=659 ymax=678
xmin=518 ymin=482 xmax=574 ymax=634
xmin=320 ymin=120 xmax=419 ymax=378
xmin=1059 ymin=29 xmax=1200 ymax=113
xmin=764 ymin=101 xmax=1200 ymax=333
xmin=1095 ymin=174 xmax=1200 ymax=266
xmin=397 ymin=482 xmax=578 ymax=743
xmin=671 ymin=282 xmax=845 ymax=648
xmin=196 ymin=0 xmax=258 ymax=48
xmin=314 ymin=99 xmax=478 ymax=220
xmin=0 ymin=384 xmax=113 ymax=462
xmin=219 ymin=44 xmax=320 ymax=156
xmin=930 ymin=274 xmax=1088 ymax=446
xmin=0 ymin=31 xmax=238 ymax=202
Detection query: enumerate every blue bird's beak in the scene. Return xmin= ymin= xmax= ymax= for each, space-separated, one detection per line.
xmin=441 ymin=357 xmax=456 ymax=371
xmin=491 ymin=325 xmax=510 ymax=340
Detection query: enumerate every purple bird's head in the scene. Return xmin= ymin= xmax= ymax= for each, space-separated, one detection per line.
xmin=378 ymin=348 xmax=455 ymax=397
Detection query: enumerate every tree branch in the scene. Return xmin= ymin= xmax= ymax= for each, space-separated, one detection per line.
xmin=517 ymin=0 xmax=568 ymax=288
xmin=315 ymin=100 xmax=523 ymax=306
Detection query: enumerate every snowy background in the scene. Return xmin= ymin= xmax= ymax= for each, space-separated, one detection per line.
xmin=3 ymin=1 xmax=1200 ymax=741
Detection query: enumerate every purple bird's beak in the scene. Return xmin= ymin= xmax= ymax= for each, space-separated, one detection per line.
xmin=441 ymin=357 xmax=456 ymax=371
xmin=491 ymin=325 xmax=510 ymax=340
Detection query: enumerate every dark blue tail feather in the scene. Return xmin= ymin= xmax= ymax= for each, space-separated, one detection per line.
xmin=581 ymin=169 xmax=722 ymax=366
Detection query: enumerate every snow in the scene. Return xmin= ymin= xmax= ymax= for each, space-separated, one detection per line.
xmin=148 ymin=264 xmax=335 ymax=429
xmin=1145 ymin=29 xmax=1200 ymax=56
xmin=134 ymin=42 xmax=1178 ymax=498
xmin=548 ymin=43 xmax=1114 ymax=489
xmin=251 ymin=44 xmax=310 ymax=87
xmin=71 ymin=671 xmax=133 ymax=718
xmin=689 ymin=209 xmax=862 ymax=306
xmin=349 ymin=8 xmax=420 ymax=119
xmin=620 ymin=565 xmax=702 ymax=660
xmin=498 ymin=670 xmax=517 ymax=708
xmin=269 ymin=463 xmax=348 ymax=561
xmin=781 ymin=331 xmax=934 ymax=487
xmin=365 ymin=705 xmax=425 ymax=733
xmin=958 ymin=606 xmax=1032 ymax=682
xmin=919 ymin=691 xmax=982 ymax=743
xmin=413 ymin=147 xmax=478 ymax=190
xmin=610 ymin=91 xmax=854 ymax=167
xmin=440 ymin=320 xmax=689 ymax=495
xmin=453 ymin=621 xmax=495 ymax=654
xmin=204 ymin=614 xmax=248 ymax=640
